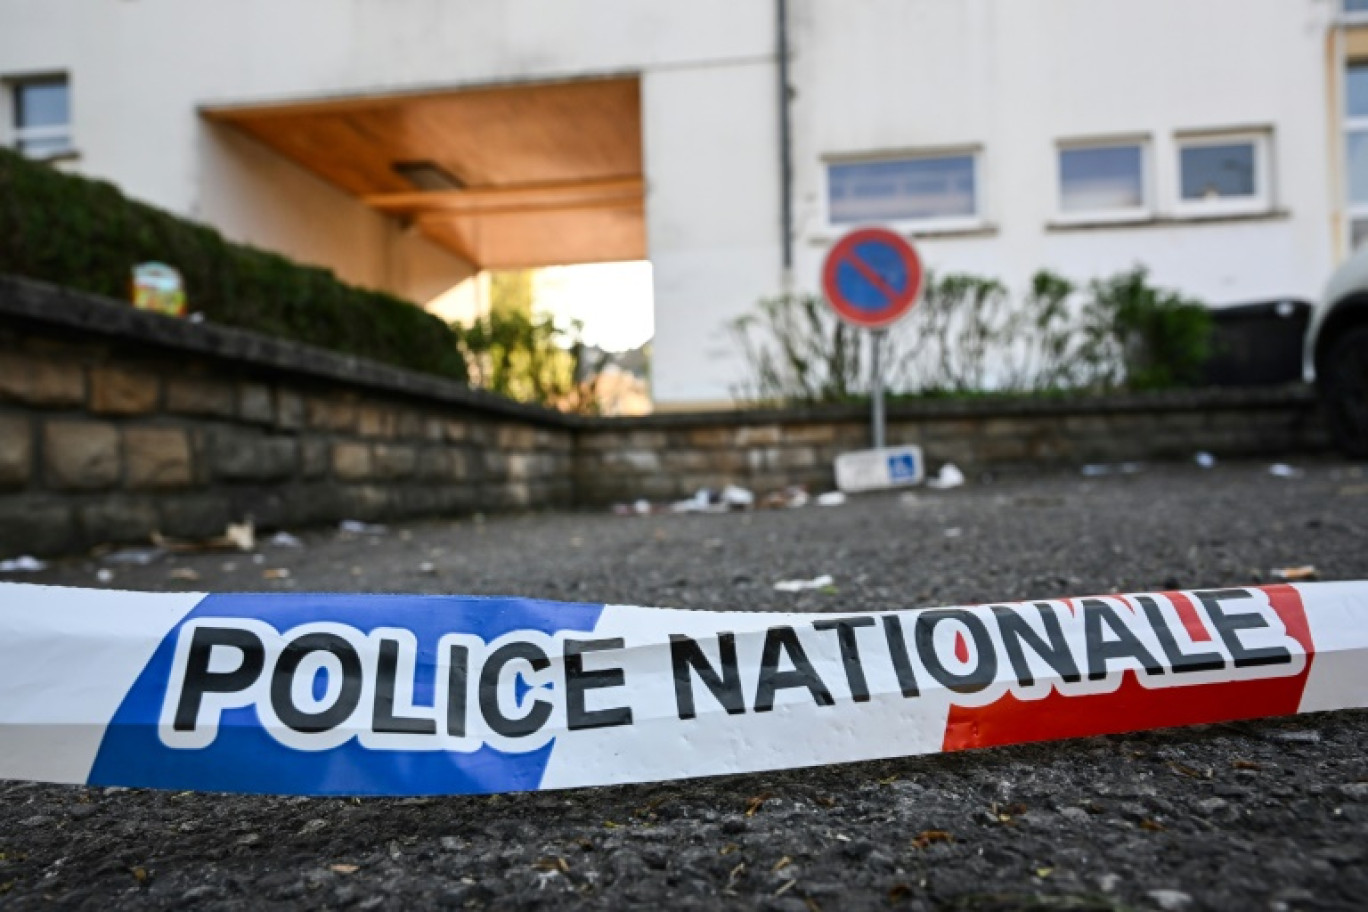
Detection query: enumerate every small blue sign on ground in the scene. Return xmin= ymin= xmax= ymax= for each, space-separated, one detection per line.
xmin=834 ymin=445 xmax=925 ymax=493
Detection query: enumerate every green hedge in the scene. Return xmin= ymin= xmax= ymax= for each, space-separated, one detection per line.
xmin=0 ymin=148 xmax=467 ymax=382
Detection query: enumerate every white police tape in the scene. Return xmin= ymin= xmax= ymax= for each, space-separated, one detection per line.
xmin=1 ymin=581 xmax=1366 ymax=796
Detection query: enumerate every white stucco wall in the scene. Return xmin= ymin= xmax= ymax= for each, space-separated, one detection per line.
xmin=0 ymin=0 xmax=1349 ymax=405
xmin=790 ymin=0 xmax=1340 ymax=311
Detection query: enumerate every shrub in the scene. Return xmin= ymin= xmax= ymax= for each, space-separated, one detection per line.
xmin=732 ymin=266 xmax=1213 ymax=404
xmin=0 ymin=148 xmax=467 ymax=382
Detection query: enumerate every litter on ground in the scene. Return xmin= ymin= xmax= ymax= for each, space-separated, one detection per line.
xmin=926 ymin=463 xmax=967 ymax=490
xmin=339 ymin=520 xmax=389 ymax=535
xmin=774 ymin=574 xmax=835 ymax=592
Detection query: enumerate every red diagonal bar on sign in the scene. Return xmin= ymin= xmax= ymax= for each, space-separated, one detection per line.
xmin=840 ymin=247 xmax=901 ymax=305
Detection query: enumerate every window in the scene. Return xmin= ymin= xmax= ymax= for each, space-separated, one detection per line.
xmin=826 ymin=153 xmax=978 ymax=227
xmin=1347 ymin=65 xmax=1368 ymax=248
xmin=1057 ymin=141 xmax=1147 ymax=218
xmin=1175 ymin=133 xmax=1269 ymax=215
xmin=12 ymin=76 xmax=72 ymax=160
xmin=1347 ymin=0 xmax=1368 ymax=17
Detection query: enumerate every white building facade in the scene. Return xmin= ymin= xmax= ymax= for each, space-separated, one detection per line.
xmin=1 ymin=0 xmax=1363 ymax=406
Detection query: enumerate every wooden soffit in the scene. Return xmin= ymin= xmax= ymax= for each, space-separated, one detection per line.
xmin=203 ymin=75 xmax=645 ymax=269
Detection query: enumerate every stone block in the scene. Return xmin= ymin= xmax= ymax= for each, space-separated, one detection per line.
xmin=736 ymin=424 xmax=782 ymax=447
xmin=80 ymin=497 xmax=158 ymax=545
xmin=44 ymin=421 xmax=120 ymax=490
xmin=0 ymin=353 xmax=85 ymax=406
xmin=777 ymin=446 xmax=819 ymax=470
xmin=307 ymin=394 xmax=356 ymax=432
xmin=393 ymin=409 xmax=422 ymax=438
xmin=166 ymin=376 xmax=235 ymax=416
xmin=497 ymin=425 xmax=537 ymax=450
xmin=504 ymin=452 xmax=529 ymax=480
xmin=333 ymin=442 xmax=373 ymax=480
xmin=423 ymin=417 xmax=445 ymax=441
xmin=358 ymin=406 xmax=395 ymax=438
xmin=783 ymin=424 xmax=837 ymax=445
xmin=341 ymin=485 xmax=390 ymax=521
xmin=158 ymin=494 xmax=232 ymax=540
xmin=276 ymin=389 xmax=305 ymax=429
xmin=662 ymin=450 xmax=711 ymax=472
xmin=124 ymin=426 xmax=192 ymax=489
xmin=979 ymin=417 xmax=1029 ymax=439
xmin=416 ymin=448 xmax=450 ymax=481
xmin=448 ymin=450 xmax=470 ymax=481
xmin=89 ymin=366 xmax=159 ymax=415
xmin=211 ymin=429 xmax=297 ymax=481
xmin=300 ymin=439 xmax=330 ymax=479
xmin=444 ymin=419 xmax=469 ymax=442
xmin=372 ymin=444 xmax=417 ymax=479
xmin=238 ymin=382 xmax=275 ymax=423
xmin=605 ymin=449 xmax=661 ymax=473
xmin=0 ymin=415 xmax=32 ymax=488
xmin=0 ymin=498 xmax=74 ymax=555
xmin=483 ymin=451 xmax=509 ymax=477
xmin=685 ymin=426 xmax=734 ymax=448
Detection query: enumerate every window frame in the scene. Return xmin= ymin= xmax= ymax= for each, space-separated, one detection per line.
xmin=1172 ymin=130 xmax=1272 ymax=219
xmin=9 ymin=74 xmax=74 ymax=162
xmin=1345 ymin=63 xmax=1368 ymax=251
xmin=1052 ymin=136 xmax=1152 ymax=225
xmin=1344 ymin=0 xmax=1368 ymax=24
xmin=820 ymin=147 xmax=985 ymax=235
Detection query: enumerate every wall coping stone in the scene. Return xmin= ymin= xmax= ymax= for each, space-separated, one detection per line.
xmin=0 ymin=274 xmax=575 ymax=429
xmin=3 ymin=273 xmax=1318 ymax=433
xmin=608 ymin=386 xmax=1317 ymax=430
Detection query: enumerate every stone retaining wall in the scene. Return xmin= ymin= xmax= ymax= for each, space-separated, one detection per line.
xmin=0 ymin=276 xmax=573 ymax=555
xmin=572 ymin=390 xmax=1329 ymax=504
xmin=0 ymin=275 xmax=1332 ymax=556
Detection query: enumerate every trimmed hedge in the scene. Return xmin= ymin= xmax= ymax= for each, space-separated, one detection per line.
xmin=0 ymin=148 xmax=467 ymax=382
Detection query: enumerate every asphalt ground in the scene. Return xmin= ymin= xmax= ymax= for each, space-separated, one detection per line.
xmin=2 ymin=459 xmax=1368 ymax=911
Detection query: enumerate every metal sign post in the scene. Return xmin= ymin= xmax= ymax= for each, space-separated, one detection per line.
xmin=870 ymin=329 xmax=886 ymax=449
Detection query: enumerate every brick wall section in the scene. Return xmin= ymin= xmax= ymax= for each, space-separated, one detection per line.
xmin=0 ymin=275 xmax=1331 ymax=555
xmin=0 ymin=276 xmax=573 ymax=555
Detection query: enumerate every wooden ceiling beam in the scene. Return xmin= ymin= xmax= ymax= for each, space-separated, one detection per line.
xmin=366 ymin=176 xmax=644 ymax=216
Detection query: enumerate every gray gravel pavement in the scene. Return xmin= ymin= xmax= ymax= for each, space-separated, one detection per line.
xmin=2 ymin=460 xmax=1368 ymax=910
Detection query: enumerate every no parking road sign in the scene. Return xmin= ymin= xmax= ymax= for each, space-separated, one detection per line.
xmin=821 ymin=227 xmax=924 ymax=451
xmin=821 ymin=227 xmax=924 ymax=330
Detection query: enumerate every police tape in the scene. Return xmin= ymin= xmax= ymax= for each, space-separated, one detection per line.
xmin=1 ymin=581 xmax=1365 ymax=796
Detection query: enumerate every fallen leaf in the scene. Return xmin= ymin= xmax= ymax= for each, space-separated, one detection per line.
xmin=1231 ymin=759 xmax=1263 ymax=771
xmin=1168 ymin=761 xmax=1211 ymax=780
xmin=262 ymin=567 xmax=290 ymax=580
xmin=745 ymin=792 xmax=773 ymax=817
xmin=330 ymin=864 xmax=358 ymax=875
xmin=1138 ymin=819 xmax=1167 ymax=832
xmin=878 ymin=774 xmax=899 ymax=785
xmin=888 ymin=882 xmax=913 ymax=902
xmin=602 ymin=820 xmax=620 ymax=829
xmin=912 ymin=830 xmax=953 ymax=849
xmin=813 ymin=796 xmax=836 ymax=809
xmin=772 ymin=856 xmax=792 ymax=872
xmin=719 ymin=843 xmax=741 ymax=856
xmin=1035 ymin=866 xmax=1054 ymax=878
xmin=130 ymin=867 xmax=148 ymax=883
xmin=532 ymin=857 xmax=570 ymax=874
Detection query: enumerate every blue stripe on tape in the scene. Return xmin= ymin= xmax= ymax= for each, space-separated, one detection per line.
xmin=88 ymin=593 xmax=603 ymax=795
